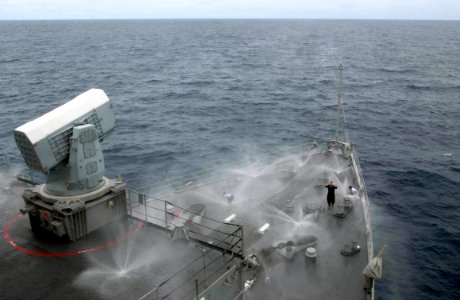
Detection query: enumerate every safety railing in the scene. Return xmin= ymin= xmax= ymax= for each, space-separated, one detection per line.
xmin=128 ymin=188 xmax=245 ymax=300
xmin=128 ymin=189 xmax=244 ymax=254
xmin=139 ymin=248 xmax=243 ymax=300
xmin=350 ymin=146 xmax=373 ymax=262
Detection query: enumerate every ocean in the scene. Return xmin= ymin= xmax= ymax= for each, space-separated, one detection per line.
xmin=0 ymin=20 xmax=459 ymax=299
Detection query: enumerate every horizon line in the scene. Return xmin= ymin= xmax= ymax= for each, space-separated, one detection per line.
xmin=1 ymin=17 xmax=459 ymax=22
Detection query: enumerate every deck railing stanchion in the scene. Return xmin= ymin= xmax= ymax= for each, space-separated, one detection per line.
xmin=202 ymin=248 xmax=207 ymax=289
xmin=164 ymin=200 xmax=168 ymax=230
xmin=144 ymin=194 xmax=147 ymax=222
xmin=127 ymin=189 xmax=132 ymax=217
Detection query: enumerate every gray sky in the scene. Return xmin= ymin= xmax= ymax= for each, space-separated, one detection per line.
xmin=1 ymin=0 xmax=459 ymax=20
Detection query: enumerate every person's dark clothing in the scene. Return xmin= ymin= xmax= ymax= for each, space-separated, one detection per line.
xmin=325 ymin=184 xmax=337 ymax=207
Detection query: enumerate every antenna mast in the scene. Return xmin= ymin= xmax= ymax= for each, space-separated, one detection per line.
xmin=335 ymin=64 xmax=345 ymax=141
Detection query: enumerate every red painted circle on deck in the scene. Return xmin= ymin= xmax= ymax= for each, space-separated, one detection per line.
xmin=3 ymin=213 xmax=144 ymax=257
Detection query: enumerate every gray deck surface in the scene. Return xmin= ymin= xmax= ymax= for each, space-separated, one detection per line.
xmin=131 ymin=148 xmax=370 ymax=300
xmin=0 ymin=147 xmax=371 ymax=300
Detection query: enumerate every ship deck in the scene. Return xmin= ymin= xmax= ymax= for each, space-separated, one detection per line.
xmin=0 ymin=143 xmax=372 ymax=300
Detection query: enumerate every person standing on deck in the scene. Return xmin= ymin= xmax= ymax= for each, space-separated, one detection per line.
xmin=325 ymin=181 xmax=337 ymax=208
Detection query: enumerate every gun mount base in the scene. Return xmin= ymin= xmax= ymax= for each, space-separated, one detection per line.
xmin=21 ymin=178 xmax=127 ymax=241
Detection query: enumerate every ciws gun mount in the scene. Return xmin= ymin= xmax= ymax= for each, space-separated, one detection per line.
xmin=14 ymin=89 xmax=127 ymax=241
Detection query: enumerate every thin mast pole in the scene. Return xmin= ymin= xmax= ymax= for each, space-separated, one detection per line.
xmin=335 ymin=64 xmax=344 ymax=141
